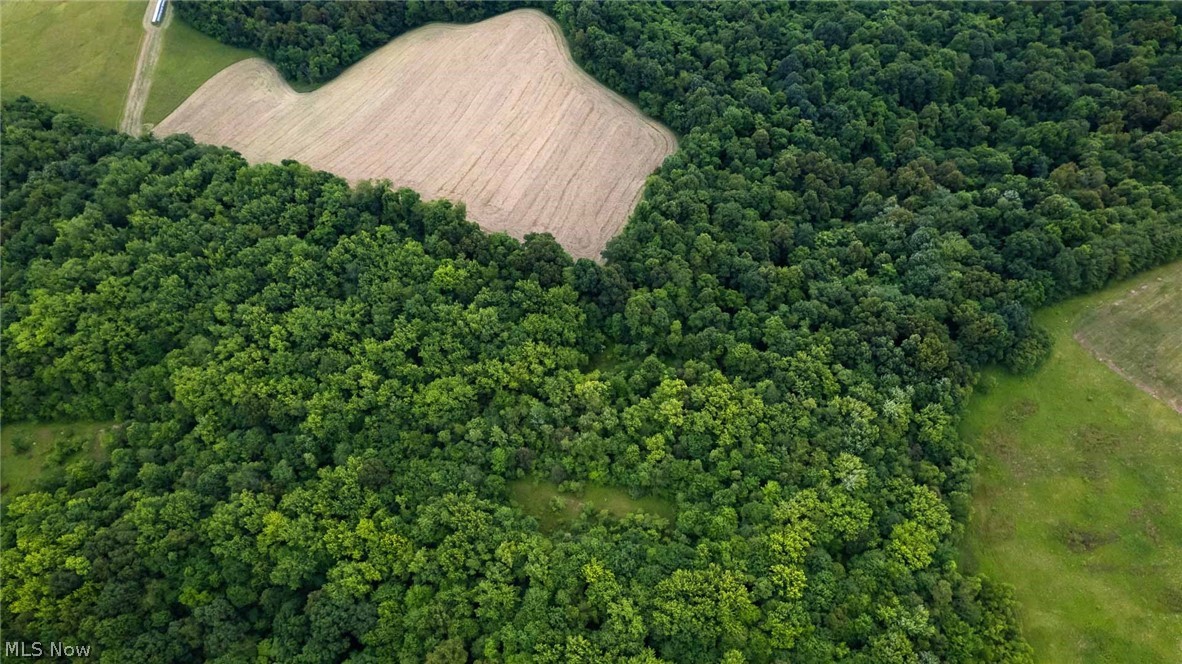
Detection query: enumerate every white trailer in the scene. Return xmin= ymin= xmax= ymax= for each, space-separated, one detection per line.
xmin=151 ymin=0 xmax=167 ymax=26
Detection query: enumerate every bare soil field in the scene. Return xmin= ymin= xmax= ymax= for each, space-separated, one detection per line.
xmin=154 ymin=9 xmax=676 ymax=259
xmin=1074 ymin=261 xmax=1182 ymax=414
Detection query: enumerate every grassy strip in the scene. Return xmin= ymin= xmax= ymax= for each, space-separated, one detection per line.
xmin=142 ymin=19 xmax=254 ymax=126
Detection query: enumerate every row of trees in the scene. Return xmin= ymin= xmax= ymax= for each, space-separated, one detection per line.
xmin=174 ymin=0 xmax=518 ymax=83
xmin=4 ymin=1 xmax=1181 ymax=661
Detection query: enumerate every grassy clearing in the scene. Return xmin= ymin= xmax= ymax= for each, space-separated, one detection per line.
xmin=142 ymin=19 xmax=253 ymax=127
xmin=0 ymin=0 xmax=145 ymax=128
xmin=509 ymin=478 xmax=675 ymax=532
xmin=1 ymin=421 xmax=113 ymax=498
xmin=1075 ymin=261 xmax=1182 ymax=414
xmin=960 ymin=261 xmax=1182 ymax=663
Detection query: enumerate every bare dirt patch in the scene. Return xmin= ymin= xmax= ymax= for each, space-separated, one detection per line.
xmin=154 ymin=10 xmax=676 ymax=259
xmin=1060 ymin=527 xmax=1119 ymax=554
xmin=1005 ymin=397 xmax=1039 ymax=422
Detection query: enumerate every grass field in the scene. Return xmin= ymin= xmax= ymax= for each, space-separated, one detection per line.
xmin=154 ymin=10 xmax=676 ymax=260
xmin=142 ymin=19 xmax=253 ymax=127
xmin=960 ymin=262 xmax=1182 ymax=663
xmin=0 ymin=0 xmax=145 ymax=128
xmin=509 ymin=478 xmax=675 ymax=532
xmin=1075 ymin=261 xmax=1182 ymax=414
xmin=1 ymin=421 xmax=113 ymax=498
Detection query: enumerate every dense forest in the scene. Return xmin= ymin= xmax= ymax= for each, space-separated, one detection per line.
xmin=4 ymin=1 xmax=1181 ymax=662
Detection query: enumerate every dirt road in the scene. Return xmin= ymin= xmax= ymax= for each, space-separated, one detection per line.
xmin=119 ymin=0 xmax=170 ymax=136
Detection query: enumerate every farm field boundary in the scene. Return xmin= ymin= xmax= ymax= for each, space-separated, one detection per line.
xmin=155 ymin=9 xmax=676 ymax=260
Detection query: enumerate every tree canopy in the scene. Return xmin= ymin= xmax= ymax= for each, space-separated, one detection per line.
xmin=4 ymin=1 xmax=1181 ymax=661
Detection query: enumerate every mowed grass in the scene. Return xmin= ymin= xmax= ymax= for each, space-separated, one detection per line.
xmin=1 ymin=421 xmax=113 ymax=498
xmin=960 ymin=261 xmax=1182 ymax=663
xmin=142 ymin=19 xmax=253 ymax=127
xmin=1075 ymin=261 xmax=1182 ymax=413
xmin=509 ymin=478 xmax=675 ymax=532
xmin=0 ymin=0 xmax=145 ymax=128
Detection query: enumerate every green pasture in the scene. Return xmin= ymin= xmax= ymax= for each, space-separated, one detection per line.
xmin=961 ymin=262 xmax=1182 ymax=663
xmin=0 ymin=0 xmax=145 ymax=127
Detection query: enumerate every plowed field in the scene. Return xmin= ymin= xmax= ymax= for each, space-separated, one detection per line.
xmin=155 ymin=10 xmax=676 ymax=259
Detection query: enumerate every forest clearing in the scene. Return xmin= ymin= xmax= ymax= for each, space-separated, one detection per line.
xmin=154 ymin=9 xmax=676 ymax=259
xmin=509 ymin=478 xmax=676 ymax=532
xmin=961 ymin=263 xmax=1182 ymax=663
xmin=0 ymin=422 xmax=113 ymax=499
